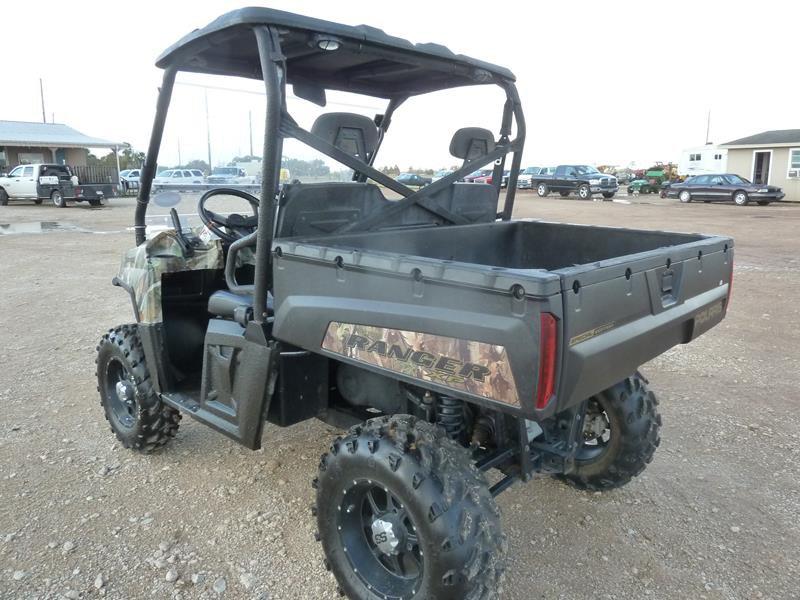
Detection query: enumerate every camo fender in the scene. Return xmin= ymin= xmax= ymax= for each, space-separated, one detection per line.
xmin=116 ymin=230 xmax=223 ymax=323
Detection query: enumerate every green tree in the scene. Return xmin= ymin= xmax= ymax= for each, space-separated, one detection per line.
xmin=179 ymin=159 xmax=210 ymax=174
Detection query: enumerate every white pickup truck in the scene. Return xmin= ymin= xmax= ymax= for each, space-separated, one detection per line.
xmin=0 ymin=163 xmax=105 ymax=207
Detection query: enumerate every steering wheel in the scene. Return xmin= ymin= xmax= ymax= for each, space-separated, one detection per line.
xmin=198 ymin=188 xmax=260 ymax=244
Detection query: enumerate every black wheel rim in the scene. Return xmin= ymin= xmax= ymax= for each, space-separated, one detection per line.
xmin=338 ymin=480 xmax=423 ymax=599
xmin=105 ymin=358 xmax=138 ymax=431
xmin=577 ymin=398 xmax=611 ymax=461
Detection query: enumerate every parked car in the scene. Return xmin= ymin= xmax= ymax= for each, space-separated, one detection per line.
xmin=119 ymin=168 xmax=141 ymax=191
xmin=0 ymin=163 xmax=106 ymax=207
xmin=206 ymin=166 xmax=256 ymax=185
xmin=153 ymin=169 xmax=205 ymax=188
xmin=666 ymin=173 xmax=784 ymax=206
xmin=516 ymin=166 xmax=544 ymax=189
xmin=395 ymin=172 xmax=431 ymax=187
xmin=464 ymin=168 xmax=493 ymax=183
xmin=431 ymin=169 xmax=453 ymax=182
xmin=474 ymin=173 xmax=493 ymax=184
xmin=533 ymin=165 xmax=618 ymax=200
xmin=626 ymin=179 xmax=659 ymax=195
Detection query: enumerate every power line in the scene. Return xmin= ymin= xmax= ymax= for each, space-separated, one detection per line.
xmin=174 ymin=81 xmax=383 ymax=111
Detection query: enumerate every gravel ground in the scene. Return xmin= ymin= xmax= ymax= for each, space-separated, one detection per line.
xmin=1 ymin=192 xmax=798 ymax=600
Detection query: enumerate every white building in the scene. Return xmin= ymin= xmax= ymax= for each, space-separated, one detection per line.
xmin=678 ymin=144 xmax=727 ymax=176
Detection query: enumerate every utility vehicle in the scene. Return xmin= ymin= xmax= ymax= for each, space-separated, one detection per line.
xmin=97 ymin=9 xmax=733 ymax=599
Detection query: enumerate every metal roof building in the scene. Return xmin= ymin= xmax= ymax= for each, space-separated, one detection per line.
xmin=720 ymin=129 xmax=800 ymax=202
xmin=0 ymin=120 xmax=126 ymax=169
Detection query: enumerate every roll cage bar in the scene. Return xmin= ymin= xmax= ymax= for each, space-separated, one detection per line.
xmin=135 ymin=24 xmax=526 ymax=326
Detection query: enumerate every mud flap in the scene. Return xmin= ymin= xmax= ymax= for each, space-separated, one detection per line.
xmin=196 ymin=319 xmax=277 ymax=449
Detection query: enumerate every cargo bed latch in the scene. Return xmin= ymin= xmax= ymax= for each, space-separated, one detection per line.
xmin=660 ymin=269 xmax=676 ymax=306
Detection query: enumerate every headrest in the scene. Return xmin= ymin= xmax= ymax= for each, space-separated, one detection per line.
xmin=311 ymin=112 xmax=379 ymax=160
xmin=449 ymin=127 xmax=496 ymax=160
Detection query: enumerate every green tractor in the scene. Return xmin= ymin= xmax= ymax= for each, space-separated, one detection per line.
xmin=627 ymin=163 xmax=677 ymax=196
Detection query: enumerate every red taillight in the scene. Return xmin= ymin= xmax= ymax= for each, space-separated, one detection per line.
xmin=536 ymin=313 xmax=558 ymax=409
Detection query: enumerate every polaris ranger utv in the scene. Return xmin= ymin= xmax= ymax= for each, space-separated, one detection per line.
xmin=97 ymin=9 xmax=733 ymax=599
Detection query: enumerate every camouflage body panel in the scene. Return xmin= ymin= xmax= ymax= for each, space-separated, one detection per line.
xmin=117 ymin=230 xmax=224 ymax=323
xmin=322 ymin=322 xmax=520 ymax=406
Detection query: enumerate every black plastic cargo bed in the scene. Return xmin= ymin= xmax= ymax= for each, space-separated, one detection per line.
xmin=270 ymin=220 xmax=733 ymax=418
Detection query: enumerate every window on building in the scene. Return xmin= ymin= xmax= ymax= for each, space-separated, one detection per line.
xmin=689 ymin=153 xmax=701 ymax=161
xmin=714 ymin=153 xmax=723 ymax=160
xmin=789 ymin=148 xmax=800 ymax=179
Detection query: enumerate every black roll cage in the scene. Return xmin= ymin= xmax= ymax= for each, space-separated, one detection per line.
xmin=134 ymin=24 xmax=526 ymax=326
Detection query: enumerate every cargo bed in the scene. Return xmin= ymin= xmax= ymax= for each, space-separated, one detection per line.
xmin=271 ymin=220 xmax=733 ymax=419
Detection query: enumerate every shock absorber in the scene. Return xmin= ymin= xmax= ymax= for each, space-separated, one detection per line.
xmin=436 ymin=395 xmax=466 ymax=442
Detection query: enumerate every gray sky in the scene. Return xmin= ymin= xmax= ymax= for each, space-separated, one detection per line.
xmin=3 ymin=0 xmax=798 ymax=170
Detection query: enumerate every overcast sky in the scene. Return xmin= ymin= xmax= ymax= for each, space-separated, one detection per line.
xmin=2 ymin=0 xmax=798 ymax=170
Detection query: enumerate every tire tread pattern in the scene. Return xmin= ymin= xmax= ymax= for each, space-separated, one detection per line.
xmin=560 ymin=373 xmax=661 ymax=492
xmin=95 ymin=324 xmax=180 ymax=453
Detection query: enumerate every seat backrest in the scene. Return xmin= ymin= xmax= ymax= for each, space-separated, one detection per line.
xmin=450 ymin=127 xmax=496 ymax=167
xmin=311 ymin=112 xmax=379 ymax=161
xmin=275 ymin=182 xmax=391 ymax=238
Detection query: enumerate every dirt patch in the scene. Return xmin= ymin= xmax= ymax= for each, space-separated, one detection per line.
xmin=0 ymin=194 xmax=798 ymax=599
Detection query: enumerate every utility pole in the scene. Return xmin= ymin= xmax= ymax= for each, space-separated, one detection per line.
xmin=249 ymin=110 xmax=253 ymax=157
xmin=205 ymin=90 xmax=212 ymax=169
xmin=39 ymin=78 xmax=46 ymax=123
xmin=705 ymin=109 xmax=711 ymax=144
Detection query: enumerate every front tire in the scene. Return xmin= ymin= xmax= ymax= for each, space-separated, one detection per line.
xmin=560 ymin=373 xmax=661 ymax=491
xmin=0 ymin=188 xmax=8 ymax=206
xmin=757 ymin=200 xmax=771 ymax=206
xmin=733 ymin=191 xmax=749 ymax=206
xmin=602 ymin=192 xmax=615 ymax=200
xmin=577 ymin=184 xmax=591 ymax=200
xmin=537 ymin=182 xmax=549 ymax=197
xmin=679 ymin=190 xmax=692 ymax=203
xmin=316 ymin=415 xmax=505 ymax=600
xmin=96 ymin=325 xmax=181 ymax=452
xmin=51 ymin=190 xmax=66 ymax=208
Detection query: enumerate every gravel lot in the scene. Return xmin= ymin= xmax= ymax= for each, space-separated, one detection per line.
xmin=1 ymin=191 xmax=798 ymax=600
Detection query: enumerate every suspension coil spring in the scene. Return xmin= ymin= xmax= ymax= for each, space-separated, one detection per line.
xmin=436 ymin=395 xmax=466 ymax=441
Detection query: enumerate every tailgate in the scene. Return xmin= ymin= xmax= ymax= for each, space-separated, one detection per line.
xmin=556 ymin=235 xmax=733 ymax=409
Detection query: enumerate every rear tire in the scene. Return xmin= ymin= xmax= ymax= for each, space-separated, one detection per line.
xmin=89 ymin=198 xmax=102 ymax=207
xmin=537 ymin=182 xmax=549 ymax=197
xmin=51 ymin=190 xmax=66 ymax=208
xmin=316 ymin=415 xmax=506 ymax=600
xmin=559 ymin=191 xmax=570 ymax=197
xmin=34 ymin=198 xmax=43 ymax=205
xmin=96 ymin=325 xmax=181 ymax=452
xmin=733 ymin=191 xmax=749 ymax=206
xmin=577 ymin=184 xmax=591 ymax=200
xmin=560 ymin=373 xmax=661 ymax=491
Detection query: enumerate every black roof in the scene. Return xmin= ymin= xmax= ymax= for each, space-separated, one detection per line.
xmin=721 ymin=129 xmax=800 ymax=147
xmin=156 ymin=7 xmax=515 ymax=98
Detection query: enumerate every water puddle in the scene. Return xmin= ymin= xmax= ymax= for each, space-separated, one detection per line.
xmin=0 ymin=221 xmax=124 ymax=235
